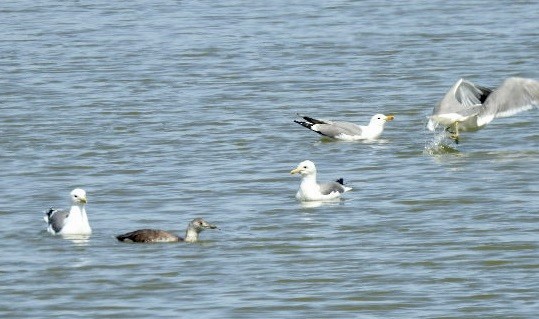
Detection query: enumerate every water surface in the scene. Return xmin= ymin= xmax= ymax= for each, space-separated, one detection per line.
xmin=1 ymin=1 xmax=538 ymax=318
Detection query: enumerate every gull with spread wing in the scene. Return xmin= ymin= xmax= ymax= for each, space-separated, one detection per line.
xmin=428 ymin=77 xmax=539 ymax=143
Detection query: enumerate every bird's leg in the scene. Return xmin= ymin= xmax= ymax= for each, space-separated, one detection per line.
xmin=447 ymin=122 xmax=460 ymax=144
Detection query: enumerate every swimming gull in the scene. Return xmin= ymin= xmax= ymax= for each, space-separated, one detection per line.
xmin=290 ymin=160 xmax=352 ymax=201
xmin=116 ymin=218 xmax=218 ymax=243
xmin=294 ymin=113 xmax=394 ymax=140
xmin=44 ymin=188 xmax=91 ymax=235
xmin=427 ymin=77 xmax=539 ymax=143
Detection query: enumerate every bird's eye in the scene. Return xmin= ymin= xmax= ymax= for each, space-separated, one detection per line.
xmin=74 ymin=195 xmax=78 ymax=198
xmin=303 ymin=166 xmax=307 ymax=169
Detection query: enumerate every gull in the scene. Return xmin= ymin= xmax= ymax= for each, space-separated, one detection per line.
xmin=44 ymin=188 xmax=91 ymax=235
xmin=294 ymin=113 xmax=394 ymax=141
xmin=290 ymin=160 xmax=352 ymax=201
xmin=116 ymin=218 xmax=218 ymax=243
xmin=427 ymin=77 xmax=539 ymax=143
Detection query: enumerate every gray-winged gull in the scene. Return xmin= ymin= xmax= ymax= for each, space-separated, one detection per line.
xmin=294 ymin=113 xmax=394 ymax=140
xmin=427 ymin=77 xmax=539 ymax=143
xmin=290 ymin=160 xmax=352 ymax=201
xmin=116 ymin=218 xmax=218 ymax=243
xmin=44 ymin=188 xmax=91 ymax=235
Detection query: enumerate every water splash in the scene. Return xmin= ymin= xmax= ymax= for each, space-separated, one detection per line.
xmin=424 ymin=131 xmax=460 ymax=155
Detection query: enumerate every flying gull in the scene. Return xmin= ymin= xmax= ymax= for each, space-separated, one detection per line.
xmin=116 ymin=218 xmax=218 ymax=243
xmin=294 ymin=113 xmax=394 ymax=141
xmin=44 ymin=188 xmax=91 ymax=235
xmin=290 ymin=160 xmax=352 ymax=201
xmin=427 ymin=77 xmax=539 ymax=143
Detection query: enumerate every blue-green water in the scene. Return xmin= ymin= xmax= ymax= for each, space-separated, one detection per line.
xmin=1 ymin=1 xmax=538 ymax=318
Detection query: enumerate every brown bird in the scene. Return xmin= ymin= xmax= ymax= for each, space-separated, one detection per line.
xmin=116 ymin=218 xmax=218 ymax=243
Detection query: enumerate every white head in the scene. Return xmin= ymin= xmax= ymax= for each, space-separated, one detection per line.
xmin=290 ymin=160 xmax=317 ymax=176
xmin=369 ymin=114 xmax=395 ymax=127
xmin=70 ymin=188 xmax=87 ymax=205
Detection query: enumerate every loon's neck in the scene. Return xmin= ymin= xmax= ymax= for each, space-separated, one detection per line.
xmin=184 ymin=227 xmax=200 ymax=243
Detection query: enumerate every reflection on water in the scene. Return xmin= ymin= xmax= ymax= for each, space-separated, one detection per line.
xmin=60 ymin=234 xmax=91 ymax=246
xmin=314 ymin=137 xmax=391 ymax=145
xmin=298 ymin=198 xmax=343 ymax=209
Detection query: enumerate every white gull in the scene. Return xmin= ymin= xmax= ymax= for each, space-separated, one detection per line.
xmin=290 ymin=160 xmax=352 ymax=202
xmin=294 ymin=113 xmax=394 ymax=141
xmin=44 ymin=188 xmax=91 ymax=235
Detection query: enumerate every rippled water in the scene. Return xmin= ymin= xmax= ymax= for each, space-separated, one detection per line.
xmin=1 ymin=1 xmax=538 ymax=318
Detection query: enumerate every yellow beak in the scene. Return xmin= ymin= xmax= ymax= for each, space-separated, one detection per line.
xmin=80 ymin=196 xmax=88 ymax=204
xmin=290 ymin=167 xmax=302 ymax=174
xmin=386 ymin=115 xmax=395 ymax=121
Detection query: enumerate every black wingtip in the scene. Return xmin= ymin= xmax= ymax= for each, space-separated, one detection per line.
xmin=335 ymin=178 xmax=344 ymax=185
xmin=302 ymin=116 xmax=326 ymax=125
xmin=294 ymin=120 xmax=314 ymax=129
xmin=45 ymin=208 xmax=55 ymax=217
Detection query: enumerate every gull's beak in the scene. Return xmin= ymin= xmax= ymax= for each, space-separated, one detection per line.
xmin=290 ymin=167 xmax=302 ymax=174
xmin=207 ymin=223 xmax=219 ymax=230
xmin=386 ymin=115 xmax=395 ymax=121
xmin=80 ymin=196 xmax=88 ymax=204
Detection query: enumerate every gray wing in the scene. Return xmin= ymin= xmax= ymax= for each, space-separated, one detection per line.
xmin=477 ymin=77 xmax=539 ymax=126
xmin=318 ymin=181 xmax=347 ymax=195
xmin=432 ymin=78 xmax=492 ymax=117
xmin=295 ymin=115 xmax=363 ymax=138
xmin=313 ymin=121 xmax=363 ymax=137
xmin=44 ymin=208 xmax=69 ymax=233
